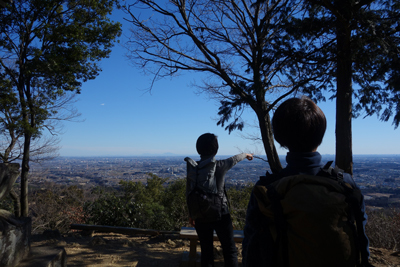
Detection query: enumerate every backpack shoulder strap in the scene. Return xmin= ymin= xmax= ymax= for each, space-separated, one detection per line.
xmin=184 ymin=157 xmax=198 ymax=168
xmin=184 ymin=157 xmax=199 ymax=196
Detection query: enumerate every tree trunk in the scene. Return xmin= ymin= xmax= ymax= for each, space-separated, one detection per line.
xmin=257 ymin=111 xmax=282 ymax=174
xmin=335 ymin=14 xmax=353 ymax=175
xmin=20 ymin=132 xmax=31 ymax=217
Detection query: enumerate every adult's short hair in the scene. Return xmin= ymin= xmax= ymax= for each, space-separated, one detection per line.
xmin=196 ymin=133 xmax=219 ymax=156
xmin=272 ymin=97 xmax=326 ymax=152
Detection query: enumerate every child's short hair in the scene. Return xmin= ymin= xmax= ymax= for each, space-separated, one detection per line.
xmin=196 ymin=133 xmax=219 ymax=156
xmin=272 ymin=96 xmax=326 ymax=152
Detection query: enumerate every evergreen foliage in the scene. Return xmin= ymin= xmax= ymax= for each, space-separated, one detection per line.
xmin=162 ymin=178 xmax=188 ymax=230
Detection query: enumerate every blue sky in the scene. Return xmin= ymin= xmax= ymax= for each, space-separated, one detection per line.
xmin=58 ymin=8 xmax=400 ymax=158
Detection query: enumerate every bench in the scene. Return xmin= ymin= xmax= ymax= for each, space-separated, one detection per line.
xmin=179 ymin=227 xmax=244 ymax=266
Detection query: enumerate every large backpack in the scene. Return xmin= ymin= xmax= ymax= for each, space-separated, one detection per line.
xmin=184 ymin=157 xmax=223 ymax=222
xmin=253 ymin=162 xmax=369 ymax=267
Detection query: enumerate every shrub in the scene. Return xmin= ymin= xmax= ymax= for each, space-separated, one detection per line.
xmin=29 ymin=184 xmax=87 ymax=233
xmin=84 ymin=174 xmax=187 ymax=231
xmin=366 ymin=208 xmax=400 ymax=250
xmin=227 ymin=184 xmax=253 ymax=230
xmin=82 ymin=176 xmax=253 ymax=231
xmin=162 ymin=178 xmax=188 ymax=230
xmin=83 ymin=187 xmax=140 ymax=228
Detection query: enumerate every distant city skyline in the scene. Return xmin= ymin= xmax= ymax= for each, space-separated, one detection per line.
xmin=57 ymin=7 xmax=400 ymax=158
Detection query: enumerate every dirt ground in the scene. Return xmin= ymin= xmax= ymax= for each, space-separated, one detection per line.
xmin=32 ymin=231 xmax=231 ymax=266
xmin=31 ymin=231 xmax=400 ymax=267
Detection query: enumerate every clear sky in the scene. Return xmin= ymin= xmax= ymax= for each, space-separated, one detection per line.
xmin=58 ymin=8 xmax=400 ymax=158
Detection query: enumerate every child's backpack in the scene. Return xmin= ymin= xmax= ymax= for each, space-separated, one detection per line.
xmin=253 ymin=162 xmax=369 ymax=267
xmin=184 ymin=157 xmax=223 ymax=222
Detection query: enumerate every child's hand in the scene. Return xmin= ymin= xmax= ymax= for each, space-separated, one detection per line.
xmin=246 ymin=154 xmax=253 ymax=160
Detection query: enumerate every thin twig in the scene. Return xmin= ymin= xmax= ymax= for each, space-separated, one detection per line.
xmin=253 ymin=155 xmax=268 ymax=163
